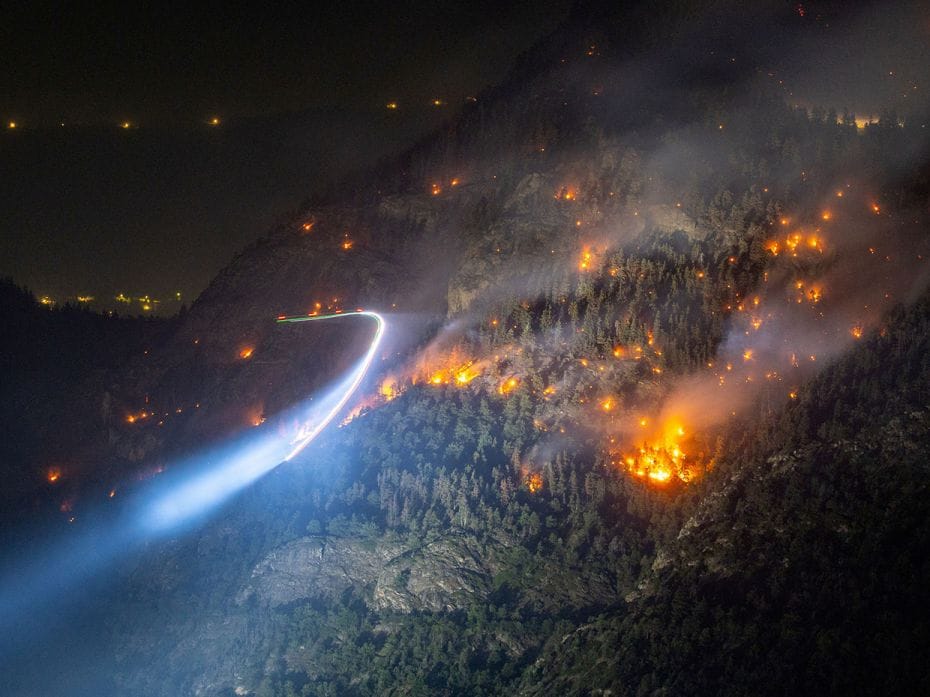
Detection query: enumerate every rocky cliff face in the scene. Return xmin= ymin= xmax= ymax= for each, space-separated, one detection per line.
xmin=241 ymin=530 xmax=505 ymax=613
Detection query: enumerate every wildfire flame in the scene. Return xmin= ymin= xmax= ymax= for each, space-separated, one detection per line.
xmin=499 ymin=377 xmax=519 ymax=395
xmin=614 ymin=419 xmax=701 ymax=484
xmin=526 ymin=472 xmax=543 ymax=493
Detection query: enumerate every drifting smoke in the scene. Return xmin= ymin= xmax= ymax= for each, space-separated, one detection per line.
xmin=331 ymin=0 xmax=930 ymax=486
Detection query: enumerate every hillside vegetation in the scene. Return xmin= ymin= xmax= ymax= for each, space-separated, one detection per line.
xmin=6 ymin=3 xmax=930 ymax=695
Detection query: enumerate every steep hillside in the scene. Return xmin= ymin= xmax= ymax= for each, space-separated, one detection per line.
xmin=520 ymin=294 xmax=930 ymax=696
xmin=8 ymin=2 xmax=930 ymax=696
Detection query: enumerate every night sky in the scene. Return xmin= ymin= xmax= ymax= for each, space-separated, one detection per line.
xmin=0 ymin=1 xmax=570 ymax=308
xmin=2 ymin=1 xmax=929 ymax=309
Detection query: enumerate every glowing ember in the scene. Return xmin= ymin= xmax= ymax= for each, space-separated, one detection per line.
xmin=579 ymin=248 xmax=594 ymax=271
xmin=850 ymin=324 xmax=863 ymax=339
xmin=238 ymin=347 xmax=254 ymax=360
xmin=46 ymin=467 xmax=61 ymax=483
xmin=126 ymin=410 xmax=149 ymax=424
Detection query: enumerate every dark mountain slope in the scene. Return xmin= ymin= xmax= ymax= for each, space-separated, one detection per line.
xmin=521 ymin=294 xmax=930 ymax=696
xmin=6 ymin=2 xmax=930 ymax=696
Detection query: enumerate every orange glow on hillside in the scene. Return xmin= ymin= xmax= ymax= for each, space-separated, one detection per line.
xmin=766 ymin=226 xmax=827 ymax=258
xmin=526 ymin=472 xmax=543 ymax=494
xmin=579 ymin=248 xmax=594 ymax=271
xmin=614 ymin=418 xmax=702 ymax=484
xmin=499 ymin=377 xmax=519 ymax=395
xmin=412 ymin=347 xmax=484 ymax=390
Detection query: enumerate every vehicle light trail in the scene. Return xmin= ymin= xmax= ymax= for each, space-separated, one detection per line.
xmin=145 ymin=310 xmax=386 ymax=530
xmin=277 ymin=311 xmax=386 ymax=459
xmin=0 ymin=311 xmax=386 ymax=645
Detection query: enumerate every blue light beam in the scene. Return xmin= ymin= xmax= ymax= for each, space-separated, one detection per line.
xmin=0 ymin=311 xmax=386 ymax=646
